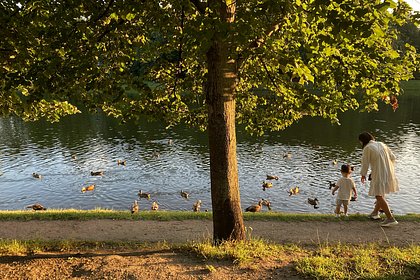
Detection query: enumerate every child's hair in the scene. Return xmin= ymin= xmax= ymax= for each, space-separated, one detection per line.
xmin=341 ymin=164 xmax=353 ymax=173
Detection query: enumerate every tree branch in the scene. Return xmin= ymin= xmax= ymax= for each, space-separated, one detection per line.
xmin=258 ymin=57 xmax=280 ymax=91
xmin=236 ymin=20 xmax=284 ymax=70
xmin=93 ymin=0 xmax=115 ymax=22
xmin=189 ymin=0 xmax=206 ymax=14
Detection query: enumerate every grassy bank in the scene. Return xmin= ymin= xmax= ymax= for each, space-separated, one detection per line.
xmin=0 ymin=238 xmax=418 ymax=280
xmin=0 ymin=209 xmax=419 ymax=222
xmin=0 ymin=210 xmax=419 ymax=279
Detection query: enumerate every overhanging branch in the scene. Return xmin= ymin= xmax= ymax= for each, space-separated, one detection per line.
xmin=189 ymin=0 xmax=206 ymax=14
xmin=237 ymin=17 xmax=287 ymax=70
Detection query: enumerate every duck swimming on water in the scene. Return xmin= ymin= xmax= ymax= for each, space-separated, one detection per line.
xmin=262 ymin=181 xmax=273 ymax=191
xmin=138 ymin=190 xmax=151 ymax=200
xmin=307 ymin=197 xmax=319 ymax=209
xmin=266 ymin=175 xmax=279 ymax=180
xmin=117 ymin=160 xmax=126 ymax=166
xmin=328 ymin=181 xmax=336 ymax=190
xmin=180 ymin=190 xmax=190 ymax=200
xmin=289 ymin=186 xmax=300 ymax=196
xmin=261 ymin=199 xmax=272 ymax=210
xmin=81 ymin=184 xmax=95 ymax=192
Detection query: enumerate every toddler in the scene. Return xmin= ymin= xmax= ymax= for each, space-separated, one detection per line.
xmin=332 ymin=164 xmax=357 ymax=217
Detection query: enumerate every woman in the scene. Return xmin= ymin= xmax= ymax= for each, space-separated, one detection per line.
xmin=359 ymin=132 xmax=399 ymax=227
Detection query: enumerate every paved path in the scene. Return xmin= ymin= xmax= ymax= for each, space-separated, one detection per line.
xmin=1 ymin=220 xmax=419 ymax=246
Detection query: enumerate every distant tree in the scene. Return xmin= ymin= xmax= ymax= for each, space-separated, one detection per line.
xmin=1 ymin=0 xmax=417 ymax=243
xmin=396 ymin=7 xmax=420 ymax=78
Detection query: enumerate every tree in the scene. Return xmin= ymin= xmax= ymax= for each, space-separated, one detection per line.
xmin=1 ymin=0 xmax=417 ymax=243
xmin=396 ymin=10 xmax=420 ymax=78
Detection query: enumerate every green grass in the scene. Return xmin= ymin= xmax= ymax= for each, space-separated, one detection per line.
xmin=183 ymin=239 xmax=420 ymax=279
xmin=0 ymin=235 xmax=418 ymax=279
xmin=0 ymin=239 xmax=417 ymax=279
xmin=295 ymin=243 xmax=420 ymax=280
xmin=0 ymin=209 xmax=419 ymax=222
xmin=0 ymin=239 xmax=169 ymax=256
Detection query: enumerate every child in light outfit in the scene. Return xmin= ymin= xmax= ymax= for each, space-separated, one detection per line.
xmin=332 ymin=164 xmax=357 ymax=217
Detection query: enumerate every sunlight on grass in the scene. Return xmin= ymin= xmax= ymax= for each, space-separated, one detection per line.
xmin=0 ymin=240 xmax=27 ymax=255
xmin=0 ymin=238 xmax=418 ymax=279
xmin=295 ymin=244 xmax=420 ymax=280
xmin=185 ymin=238 xmax=287 ymax=264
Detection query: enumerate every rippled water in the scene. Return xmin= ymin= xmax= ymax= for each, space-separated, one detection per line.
xmin=1 ymin=84 xmax=419 ymax=214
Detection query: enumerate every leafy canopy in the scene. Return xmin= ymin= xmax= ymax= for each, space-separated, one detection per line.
xmin=0 ymin=0 xmax=417 ymax=134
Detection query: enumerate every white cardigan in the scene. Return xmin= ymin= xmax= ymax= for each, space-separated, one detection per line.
xmin=360 ymin=140 xmax=399 ymax=196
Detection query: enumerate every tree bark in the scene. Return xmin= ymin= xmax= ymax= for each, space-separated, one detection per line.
xmin=206 ymin=0 xmax=245 ymax=243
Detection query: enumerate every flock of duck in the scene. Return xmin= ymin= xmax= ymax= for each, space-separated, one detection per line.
xmin=27 ymin=160 xmax=203 ymax=213
xmin=26 ymin=152 xmax=337 ymax=214
xmin=243 ymin=153 xmax=339 ymax=213
xmin=130 ymin=188 xmax=202 ymax=214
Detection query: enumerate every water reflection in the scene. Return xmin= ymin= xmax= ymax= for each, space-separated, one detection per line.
xmin=0 ymin=83 xmax=419 ymax=214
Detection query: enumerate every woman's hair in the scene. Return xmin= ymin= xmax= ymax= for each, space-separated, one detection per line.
xmin=358 ymin=132 xmax=375 ymax=148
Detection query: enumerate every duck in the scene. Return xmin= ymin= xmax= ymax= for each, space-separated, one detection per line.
xmin=138 ymin=190 xmax=151 ymax=200
xmin=180 ymin=190 xmax=189 ymax=200
xmin=151 ymin=201 xmax=159 ymax=211
xmin=131 ymin=200 xmax=139 ymax=214
xmin=26 ymin=203 xmax=47 ymax=211
xmin=245 ymin=200 xmax=263 ymax=212
xmin=289 ymin=186 xmax=300 ymax=196
xmin=328 ymin=181 xmax=336 ymax=190
xmin=32 ymin=173 xmax=42 ymax=179
xmin=90 ymin=171 xmax=104 ymax=176
xmin=307 ymin=198 xmax=319 ymax=209
xmin=261 ymin=199 xmax=272 ymax=210
xmin=283 ymin=152 xmax=292 ymax=159
xmin=262 ymin=181 xmax=273 ymax=191
xmin=192 ymin=200 xmax=202 ymax=212
xmin=117 ymin=160 xmax=126 ymax=166
xmin=266 ymin=175 xmax=279 ymax=180
xmin=81 ymin=184 xmax=95 ymax=192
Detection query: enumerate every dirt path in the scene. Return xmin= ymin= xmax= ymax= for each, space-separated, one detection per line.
xmin=1 ymin=219 xmax=419 ymax=246
xmin=0 ymin=219 xmax=418 ymax=279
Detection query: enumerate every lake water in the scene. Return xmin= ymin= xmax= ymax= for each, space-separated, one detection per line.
xmin=1 ymin=82 xmax=419 ymax=214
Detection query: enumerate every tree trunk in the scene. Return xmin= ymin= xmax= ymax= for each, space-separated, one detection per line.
xmin=206 ymin=1 xmax=245 ymax=244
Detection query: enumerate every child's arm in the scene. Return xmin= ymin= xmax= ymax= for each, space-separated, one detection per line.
xmin=352 ymin=179 xmax=358 ymax=198
xmin=332 ymin=185 xmax=339 ymax=195
xmin=352 ymin=186 xmax=357 ymax=198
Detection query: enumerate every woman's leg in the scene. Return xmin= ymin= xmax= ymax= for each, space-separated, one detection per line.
xmin=375 ymin=196 xmax=393 ymax=219
xmin=371 ymin=199 xmax=381 ymax=216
